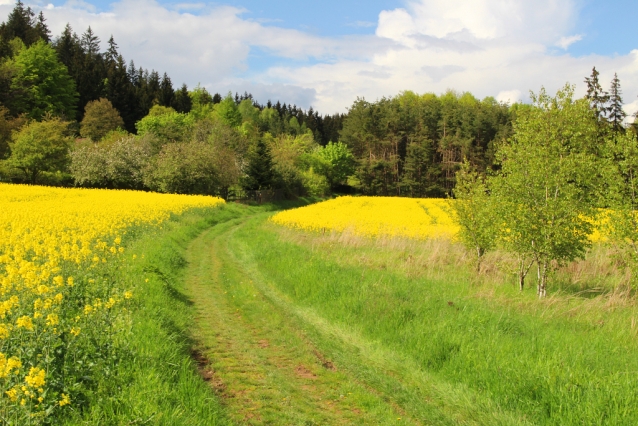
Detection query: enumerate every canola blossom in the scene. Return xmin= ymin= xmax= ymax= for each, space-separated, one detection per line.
xmin=0 ymin=183 xmax=224 ymax=421
xmin=270 ymin=196 xmax=459 ymax=240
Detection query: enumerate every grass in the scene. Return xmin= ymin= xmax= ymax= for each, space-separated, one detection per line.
xmin=218 ymin=217 xmax=638 ymax=425
xmin=45 ymin=196 xmax=638 ymax=424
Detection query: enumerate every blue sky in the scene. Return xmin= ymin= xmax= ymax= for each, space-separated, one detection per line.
xmin=3 ymin=1 xmax=638 ymax=114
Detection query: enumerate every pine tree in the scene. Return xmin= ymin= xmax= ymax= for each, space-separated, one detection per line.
xmin=584 ymin=67 xmax=609 ymax=121
xmin=34 ymin=11 xmax=50 ymax=43
xmin=105 ymin=35 xmax=119 ymax=65
xmin=172 ymin=83 xmax=192 ymax=113
xmin=0 ymin=1 xmax=36 ymax=46
xmin=243 ymin=139 xmax=275 ymax=190
xmin=159 ymin=73 xmax=174 ymax=107
xmin=608 ymin=73 xmax=626 ymax=134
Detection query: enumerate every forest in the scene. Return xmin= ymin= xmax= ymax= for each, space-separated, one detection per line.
xmin=0 ymin=2 xmax=563 ymax=198
xmin=0 ymin=1 xmax=636 ymax=201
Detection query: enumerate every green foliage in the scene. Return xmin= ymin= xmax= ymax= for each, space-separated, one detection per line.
xmin=0 ymin=105 xmax=26 ymax=159
xmin=490 ymin=85 xmax=601 ymax=296
xmin=243 ymin=138 xmax=275 ymax=191
xmin=213 ymin=94 xmax=242 ymax=128
xmin=601 ymin=131 xmax=638 ymax=281
xmin=144 ymin=140 xmax=220 ymax=195
xmin=135 ymin=108 xmax=195 ymax=143
xmin=452 ymin=160 xmax=496 ymax=272
xmin=238 ymin=98 xmax=259 ymax=124
xmin=300 ymin=167 xmax=329 ymax=197
xmin=10 ymin=40 xmax=77 ymax=119
xmin=313 ymin=141 xmax=355 ymax=187
xmin=80 ymin=97 xmax=124 ymax=141
xmin=69 ymin=135 xmax=152 ymax=189
xmin=5 ymin=116 xmax=72 ymax=183
xmin=340 ymin=91 xmax=511 ymax=196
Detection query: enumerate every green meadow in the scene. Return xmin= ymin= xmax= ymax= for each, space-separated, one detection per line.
xmin=69 ymin=201 xmax=638 ymax=425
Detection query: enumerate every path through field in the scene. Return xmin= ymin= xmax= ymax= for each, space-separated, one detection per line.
xmin=184 ymin=212 xmax=524 ymax=425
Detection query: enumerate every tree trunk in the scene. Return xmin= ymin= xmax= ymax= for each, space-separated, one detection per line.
xmin=518 ymin=258 xmax=526 ymax=291
xmin=538 ymin=261 xmax=548 ymax=298
xmin=476 ymin=246 xmax=485 ymax=274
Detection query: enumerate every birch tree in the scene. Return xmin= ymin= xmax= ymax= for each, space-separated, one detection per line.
xmin=490 ymin=85 xmax=600 ymax=297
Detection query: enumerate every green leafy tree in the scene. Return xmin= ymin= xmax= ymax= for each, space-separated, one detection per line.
xmin=213 ymin=93 xmax=242 ymax=128
xmin=453 ymin=160 xmax=496 ymax=273
xmin=314 ymin=141 xmax=355 ymax=188
xmin=601 ymin=132 xmax=638 ymax=282
xmin=80 ymin=98 xmax=125 ymax=141
xmin=10 ymin=40 xmax=78 ymax=119
xmin=144 ymin=140 xmax=219 ymax=195
xmin=5 ymin=116 xmax=72 ymax=183
xmin=71 ymin=135 xmax=152 ymax=189
xmin=0 ymin=105 xmax=26 ymax=159
xmin=490 ymin=85 xmax=601 ymax=297
xmin=135 ymin=106 xmax=195 ymax=144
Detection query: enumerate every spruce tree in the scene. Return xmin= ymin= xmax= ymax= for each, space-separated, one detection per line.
xmin=34 ymin=11 xmax=50 ymax=43
xmin=584 ymin=67 xmax=609 ymax=121
xmin=243 ymin=139 xmax=275 ymax=190
xmin=609 ymin=73 xmax=626 ymax=134
xmin=172 ymin=83 xmax=192 ymax=113
xmin=159 ymin=73 xmax=175 ymax=107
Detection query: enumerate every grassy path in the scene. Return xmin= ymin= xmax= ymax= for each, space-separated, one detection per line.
xmin=183 ymin=212 xmax=533 ymax=425
xmin=185 ymin=215 xmax=407 ymax=425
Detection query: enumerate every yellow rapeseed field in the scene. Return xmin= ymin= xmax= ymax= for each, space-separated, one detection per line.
xmin=270 ymin=196 xmax=459 ymax=240
xmin=0 ymin=183 xmax=223 ymax=422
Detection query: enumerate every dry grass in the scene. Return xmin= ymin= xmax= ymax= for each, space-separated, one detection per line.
xmin=271 ymin=223 xmax=638 ymax=314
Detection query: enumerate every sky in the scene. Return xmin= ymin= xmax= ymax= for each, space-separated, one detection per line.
xmin=1 ymin=0 xmax=637 ymax=116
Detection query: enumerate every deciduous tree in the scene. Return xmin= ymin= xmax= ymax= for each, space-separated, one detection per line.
xmin=5 ymin=116 xmax=72 ymax=183
xmin=10 ymin=40 xmax=78 ymax=119
xmin=80 ymin=98 xmax=125 ymax=141
xmin=490 ymin=85 xmax=601 ymax=297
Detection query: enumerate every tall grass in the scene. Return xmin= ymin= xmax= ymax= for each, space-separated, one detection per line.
xmin=232 ymin=220 xmax=638 ymax=425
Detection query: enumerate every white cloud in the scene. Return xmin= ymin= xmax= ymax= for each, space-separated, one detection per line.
xmin=556 ymin=34 xmax=583 ymax=50
xmin=1 ymin=0 xmax=637 ymax=115
xmin=496 ymin=90 xmax=522 ymax=104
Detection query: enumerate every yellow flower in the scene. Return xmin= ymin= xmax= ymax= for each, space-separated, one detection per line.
xmin=59 ymin=393 xmax=71 ymax=407
xmin=0 ymin=323 xmax=10 ymax=339
xmin=124 ymin=291 xmax=133 ymax=299
xmin=46 ymin=314 xmax=59 ymax=327
xmin=16 ymin=316 xmax=34 ymax=331
xmin=25 ymin=367 xmax=46 ymax=388
xmin=5 ymin=388 xmax=18 ymax=402
xmin=83 ymin=305 xmax=93 ymax=315
xmin=67 ymin=277 xmax=74 ymax=287
xmin=70 ymin=327 xmax=80 ymax=336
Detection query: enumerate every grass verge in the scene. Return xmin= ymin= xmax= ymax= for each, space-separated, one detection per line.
xmin=61 ymin=203 xmax=251 ymax=425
